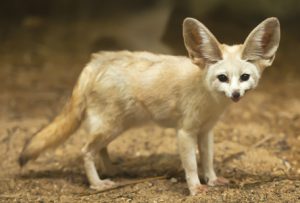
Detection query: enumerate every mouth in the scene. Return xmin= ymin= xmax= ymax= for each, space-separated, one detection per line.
xmin=231 ymin=97 xmax=240 ymax=102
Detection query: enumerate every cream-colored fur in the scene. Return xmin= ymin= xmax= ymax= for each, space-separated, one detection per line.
xmin=19 ymin=17 xmax=280 ymax=195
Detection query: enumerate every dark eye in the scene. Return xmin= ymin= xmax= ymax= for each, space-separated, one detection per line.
xmin=240 ymin=74 xmax=250 ymax=81
xmin=217 ymin=74 xmax=228 ymax=82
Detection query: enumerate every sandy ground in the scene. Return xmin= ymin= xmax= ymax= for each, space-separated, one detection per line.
xmin=0 ymin=18 xmax=300 ymax=202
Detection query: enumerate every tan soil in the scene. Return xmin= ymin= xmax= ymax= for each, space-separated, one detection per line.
xmin=0 ymin=19 xmax=299 ymax=202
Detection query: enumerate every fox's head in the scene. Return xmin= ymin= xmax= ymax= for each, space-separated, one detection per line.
xmin=183 ymin=17 xmax=280 ymax=102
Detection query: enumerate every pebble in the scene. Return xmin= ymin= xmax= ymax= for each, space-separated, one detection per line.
xmin=283 ymin=160 xmax=291 ymax=170
xmin=170 ymin=177 xmax=178 ymax=183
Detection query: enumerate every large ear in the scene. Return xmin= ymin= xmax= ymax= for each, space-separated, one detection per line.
xmin=183 ymin=18 xmax=222 ymax=65
xmin=242 ymin=17 xmax=280 ymax=67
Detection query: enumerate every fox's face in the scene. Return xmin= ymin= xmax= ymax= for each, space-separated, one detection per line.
xmin=183 ymin=18 xmax=280 ymax=102
xmin=205 ymin=45 xmax=262 ymax=102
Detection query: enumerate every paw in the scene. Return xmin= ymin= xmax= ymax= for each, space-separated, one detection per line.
xmin=90 ymin=179 xmax=116 ymax=191
xmin=207 ymin=177 xmax=229 ymax=186
xmin=189 ymin=184 xmax=208 ymax=196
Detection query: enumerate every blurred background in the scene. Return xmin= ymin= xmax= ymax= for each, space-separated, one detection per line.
xmin=0 ymin=1 xmax=300 ymax=202
xmin=0 ymin=0 xmax=300 ymax=72
xmin=0 ymin=0 xmax=300 ymax=89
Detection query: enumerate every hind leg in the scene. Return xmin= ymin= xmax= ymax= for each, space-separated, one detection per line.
xmin=82 ymin=145 xmax=115 ymax=190
xmin=82 ymin=111 xmax=124 ymax=190
xmin=98 ymin=147 xmax=118 ymax=177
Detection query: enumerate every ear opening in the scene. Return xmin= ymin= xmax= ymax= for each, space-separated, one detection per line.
xmin=183 ymin=18 xmax=222 ymax=65
xmin=242 ymin=17 xmax=280 ymax=66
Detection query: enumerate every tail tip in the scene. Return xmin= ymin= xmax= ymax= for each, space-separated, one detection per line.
xmin=18 ymin=153 xmax=29 ymax=167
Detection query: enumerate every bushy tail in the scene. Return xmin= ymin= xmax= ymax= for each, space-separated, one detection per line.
xmin=19 ymin=66 xmax=95 ymax=166
xmin=19 ymin=85 xmax=86 ymax=167
xmin=18 ymin=56 xmax=102 ymax=167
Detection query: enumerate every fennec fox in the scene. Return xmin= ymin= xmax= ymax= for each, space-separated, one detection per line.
xmin=19 ymin=17 xmax=280 ymax=195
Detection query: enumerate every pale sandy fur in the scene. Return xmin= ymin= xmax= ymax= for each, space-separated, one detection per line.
xmin=81 ymin=51 xmax=230 ymax=194
xmin=19 ymin=17 xmax=280 ymax=196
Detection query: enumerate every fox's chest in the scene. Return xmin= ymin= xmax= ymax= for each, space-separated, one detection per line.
xmin=180 ymin=95 xmax=228 ymax=133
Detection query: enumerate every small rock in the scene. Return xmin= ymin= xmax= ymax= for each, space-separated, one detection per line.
xmin=283 ymin=160 xmax=291 ymax=170
xmin=170 ymin=177 xmax=178 ymax=183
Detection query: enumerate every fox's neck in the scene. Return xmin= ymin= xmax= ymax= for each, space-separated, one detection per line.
xmin=182 ymin=68 xmax=231 ymax=114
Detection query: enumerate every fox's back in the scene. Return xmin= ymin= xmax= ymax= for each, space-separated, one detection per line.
xmin=85 ymin=51 xmax=201 ymax=96
xmin=90 ymin=50 xmax=196 ymax=77
xmin=80 ymin=51 xmax=204 ymax=127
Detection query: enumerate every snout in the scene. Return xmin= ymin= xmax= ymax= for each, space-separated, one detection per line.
xmin=231 ymin=91 xmax=240 ymax=102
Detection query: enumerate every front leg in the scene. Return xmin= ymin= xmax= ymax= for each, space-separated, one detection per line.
xmin=177 ymin=129 xmax=207 ymax=195
xmin=198 ymin=131 xmax=229 ymax=186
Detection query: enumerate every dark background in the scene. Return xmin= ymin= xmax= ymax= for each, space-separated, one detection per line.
xmin=0 ymin=0 xmax=299 ymax=75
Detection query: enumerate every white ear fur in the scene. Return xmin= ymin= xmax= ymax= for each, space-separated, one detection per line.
xmin=183 ymin=18 xmax=222 ymax=65
xmin=242 ymin=17 xmax=280 ymax=67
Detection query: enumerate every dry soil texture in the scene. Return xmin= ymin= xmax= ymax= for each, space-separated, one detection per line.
xmin=0 ymin=19 xmax=300 ymax=202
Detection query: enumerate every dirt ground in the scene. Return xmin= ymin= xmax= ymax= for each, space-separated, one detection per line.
xmin=0 ymin=18 xmax=300 ymax=202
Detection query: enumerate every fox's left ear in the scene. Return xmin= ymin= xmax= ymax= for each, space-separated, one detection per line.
xmin=242 ymin=17 xmax=280 ymax=67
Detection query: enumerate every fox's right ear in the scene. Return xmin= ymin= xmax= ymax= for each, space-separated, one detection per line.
xmin=183 ymin=18 xmax=222 ymax=66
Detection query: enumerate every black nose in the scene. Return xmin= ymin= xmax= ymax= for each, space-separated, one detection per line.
xmin=232 ymin=92 xmax=240 ymax=99
xmin=231 ymin=92 xmax=240 ymax=102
